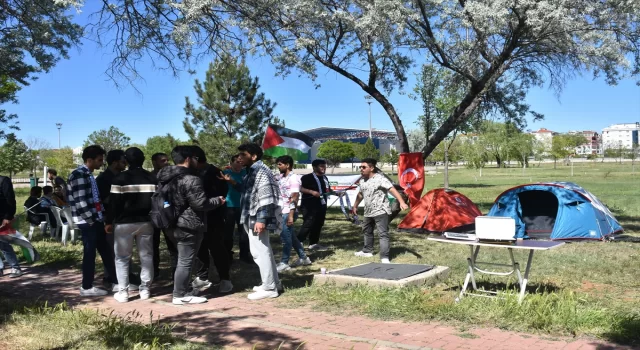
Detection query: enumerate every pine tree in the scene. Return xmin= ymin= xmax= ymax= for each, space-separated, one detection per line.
xmin=183 ymin=54 xmax=278 ymax=146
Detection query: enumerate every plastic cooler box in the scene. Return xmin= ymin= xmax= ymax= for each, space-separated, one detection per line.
xmin=474 ymin=216 xmax=516 ymax=241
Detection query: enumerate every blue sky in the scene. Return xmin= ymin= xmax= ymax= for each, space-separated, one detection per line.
xmin=5 ymin=37 xmax=640 ymax=149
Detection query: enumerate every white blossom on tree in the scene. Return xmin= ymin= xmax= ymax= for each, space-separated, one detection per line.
xmin=83 ymin=0 xmax=639 ymax=156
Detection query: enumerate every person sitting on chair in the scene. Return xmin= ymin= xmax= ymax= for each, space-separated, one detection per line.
xmin=41 ymin=186 xmax=58 ymax=207
xmin=43 ymin=186 xmax=67 ymax=223
xmin=52 ymin=185 xmax=68 ymax=207
xmin=24 ymin=186 xmax=57 ymax=231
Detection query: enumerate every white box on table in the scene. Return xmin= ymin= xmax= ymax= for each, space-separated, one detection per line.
xmin=475 ymin=216 xmax=516 ymax=241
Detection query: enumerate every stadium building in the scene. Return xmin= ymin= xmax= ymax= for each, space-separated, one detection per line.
xmin=300 ymin=126 xmax=401 ymax=164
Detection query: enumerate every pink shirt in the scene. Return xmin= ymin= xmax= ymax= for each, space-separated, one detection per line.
xmin=278 ymin=172 xmax=301 ymax=214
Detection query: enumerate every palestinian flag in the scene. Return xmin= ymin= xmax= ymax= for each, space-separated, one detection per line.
xmin=262 ymin=124 xmax=315 ymax=161
xmin=0 ymin=224 xmax=39 ymax=263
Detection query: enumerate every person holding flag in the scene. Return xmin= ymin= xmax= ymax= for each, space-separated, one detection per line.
xmin=352 ymin=158 xmax=409 ymax=264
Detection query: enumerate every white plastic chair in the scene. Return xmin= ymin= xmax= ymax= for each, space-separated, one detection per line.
xmin=51 ymin=207 xmax=66 ymax=243
xmin=61 ymin=207 xmax=77 ymax=243
xmin=24 ymin=204 xmax=50 ymax=240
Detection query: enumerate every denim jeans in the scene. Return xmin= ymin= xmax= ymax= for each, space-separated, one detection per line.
xmin=165 ymin=227 xmax=203 ymax=298
xmin=361 ymin=214 xmax=390 ymax=259
xmin=78 ymin=221 xmax=118 ymax=290
xmin=0 ymin=241 xmax=20 ymax=270
xmin=280 ymin=213 xmax=306 ymax=264
xmin=114 ymin=222 xmax=154 ymax=292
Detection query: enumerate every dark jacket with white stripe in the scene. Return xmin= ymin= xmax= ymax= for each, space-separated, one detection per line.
xmin=106 ymin=167 xmax=157 ymax=225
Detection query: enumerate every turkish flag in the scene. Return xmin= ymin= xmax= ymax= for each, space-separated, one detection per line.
xmin=398 ymin=152 xmax=425 ymax=206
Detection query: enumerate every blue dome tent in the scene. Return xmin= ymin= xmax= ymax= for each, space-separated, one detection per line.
xmin=488 ymin=182 xmax=622 ymax=240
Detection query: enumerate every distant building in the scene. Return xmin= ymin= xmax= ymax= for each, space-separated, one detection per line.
xmin=530 ymin=128 xmax=557 ymax=151
xmin=601 ymin=123 xmax=640 ymax=151
xmin=301 ymin=127 xmax=400 ymax=163
xmin=567 ymin=130 xmax=602 ymax=155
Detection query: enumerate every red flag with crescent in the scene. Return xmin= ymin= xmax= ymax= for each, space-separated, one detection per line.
xmin=398 ymin=152 xmax=424 ymax=206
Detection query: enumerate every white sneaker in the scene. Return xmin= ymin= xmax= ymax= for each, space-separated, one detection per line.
xmin=290 ymin=257 xmax=312 ymax=267
xmin=218 ymin=280 xmax=233 ymax=293
xmin=192 ymin=277 xmax=212 ymax=290
xmin=9 ymin=268 xmax=23 ymax=278
xmin=276 ymin=262 xmax=291 ymax=273
xmin=381 ymin=258 xmax=391 ymax=264
xmin=114 ymin=290 xmax=129 ymax=303
xmin=253 ymin=282 xmax=284 ymax=293
xmin=139 ymin=290 xmax=150 ymax=300
xmin=308 ymin=244 xmax=328 ymax=251
xmin=80 ymin=287 xmax=108 ymax=297
xmin=354 ymin=251 xmax=374 ymax=257
xmin=248 ymin=289 xmax=279 ymax=300
xmin=172 ymin=295 xmax=207 ymax=305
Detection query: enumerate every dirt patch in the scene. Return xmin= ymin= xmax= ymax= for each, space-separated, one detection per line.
xmin=578 ymin=281 xmax=610 ymax=293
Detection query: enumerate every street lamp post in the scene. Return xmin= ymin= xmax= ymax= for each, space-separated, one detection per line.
xmin=56 ymin=123 xmax=62 ymax=148
xmin=364 ymin=95 xmax=373 ymax=139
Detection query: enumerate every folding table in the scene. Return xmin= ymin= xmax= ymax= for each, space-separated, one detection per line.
xmin=428 ymin=237 xmax=564 ymax=303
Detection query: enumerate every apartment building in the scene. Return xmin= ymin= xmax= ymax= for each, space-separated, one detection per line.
xmin=601 ymin=123 xmax=640 ymax=150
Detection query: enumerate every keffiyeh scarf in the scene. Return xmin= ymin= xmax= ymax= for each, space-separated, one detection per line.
xmin=240 ymin=161 xmax=283 ymax=233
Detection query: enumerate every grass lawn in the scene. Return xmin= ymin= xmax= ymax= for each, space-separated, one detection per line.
xmin=0 ymin=300 xmax=212 ymax=350
xmin=1 ymin=162 xmax=639 ymax=348
xmin=275 ymin=162 xmax=640 ymax=346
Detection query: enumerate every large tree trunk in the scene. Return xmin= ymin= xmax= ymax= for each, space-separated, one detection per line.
xmin=444 ymin=141 xmax=449 ymax=189
xmin=310 ymin=51 xmax=411 ymax=153
xmin=365 ymin=89 xmax=410 ymax=153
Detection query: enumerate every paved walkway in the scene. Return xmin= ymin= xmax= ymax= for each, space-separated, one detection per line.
xmin=0 ymin=266 xmax=636 ymax=350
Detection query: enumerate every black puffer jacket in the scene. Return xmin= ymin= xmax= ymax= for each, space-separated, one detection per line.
xmin=156 ymin=165 xmax=224 ymax=232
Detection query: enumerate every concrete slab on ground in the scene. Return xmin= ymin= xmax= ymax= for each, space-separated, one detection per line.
xmin=313 ymin=264 xmax=450 ymax=288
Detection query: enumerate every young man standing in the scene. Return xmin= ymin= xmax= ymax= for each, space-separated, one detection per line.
xmin=97 ymin=149 xmax=140 ymax=290
xmin=275 ymin=155 xmax=311 ymax=272
xmin=191 ymin=146 xmax=233 ymax=294
xmin=298 ymin=159 xmax=336 ymax=251
xmin=222 ymin=154 xmax=251 ymax=263
xmin=68 ymin=145 xmax=118 ymax=296
xmin=156 ymin=146 xmax=225 ymax=305
xmin=0 ymin=175 xmax=22 ymax=278
xmin=47 ymin=169 xmax=67 ymax=200
xmin=150 ymin=152 xmax=176 ymax=278
xmin=151 ymin=153 xmax=170 ymax=174
xmin=224 ymin=143 xmax=281 ymax=300
xmin=96 ymin=150 xmax=128 ymax=206
xmin=351 ymin=158 xmax=409 ymax=263
xmin=105 ymin=147 xmax=157 ymax=303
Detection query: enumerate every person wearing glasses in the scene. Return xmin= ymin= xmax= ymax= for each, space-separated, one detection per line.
xmin=351 ymin=158 xmax=408 ymax=264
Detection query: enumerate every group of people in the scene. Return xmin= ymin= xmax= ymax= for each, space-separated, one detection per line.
xmin=0 ymin=141 xmax=409 ymax=305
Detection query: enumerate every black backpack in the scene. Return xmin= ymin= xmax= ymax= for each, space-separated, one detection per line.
xmin=150 ymin=176 xmax=184 ymax=229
